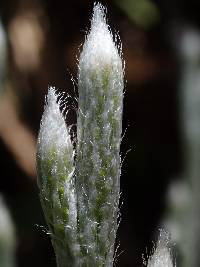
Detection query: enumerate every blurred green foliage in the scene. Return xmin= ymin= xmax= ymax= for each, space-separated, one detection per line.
xmin=115 ymin=0 xmax=159 ymax=29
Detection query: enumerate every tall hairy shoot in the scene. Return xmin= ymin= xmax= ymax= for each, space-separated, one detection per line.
xmin=76 ymin=3 xmax=124 ymax=266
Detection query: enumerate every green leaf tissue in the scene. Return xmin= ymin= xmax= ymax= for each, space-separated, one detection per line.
xmin=36 ymin=3 xmax=124 ymax=267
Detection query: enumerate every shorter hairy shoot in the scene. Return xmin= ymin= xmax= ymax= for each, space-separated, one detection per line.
xmin=37 ymin=87 xmax=78 ymax=267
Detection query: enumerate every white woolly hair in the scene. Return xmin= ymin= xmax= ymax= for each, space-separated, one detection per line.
xmin=38 ymin=87 xmax=73 ymax=160
xmin=79 ymin=2 xmax=122 ymax=73
xmin=147 ymin=230 xmax=174 ymax=267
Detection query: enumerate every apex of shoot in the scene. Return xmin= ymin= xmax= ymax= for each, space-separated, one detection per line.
xmin=147 ymin=230 xmax=174 ymax=267
xmin=79 ymin=3 xmax=122 ymax=74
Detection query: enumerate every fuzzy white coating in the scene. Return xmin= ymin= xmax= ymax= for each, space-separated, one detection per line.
xmin=37 ymin=3 xmax=124 ymax=266
xmin=37 ymin=87 xmax=78 ymax=266
xmin=76 ymin=3 xmax=124 ymax=266
xmin=37 ymin=87 xmax=74 ymax=166
xmin=147 ymin=230 xmax=174 ymax=267
xmin=79 ymin=3 xmax=121 ymax=73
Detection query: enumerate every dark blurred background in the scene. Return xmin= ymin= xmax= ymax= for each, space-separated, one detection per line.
xmin=1 ymin=0 xmax=200 ymax=266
